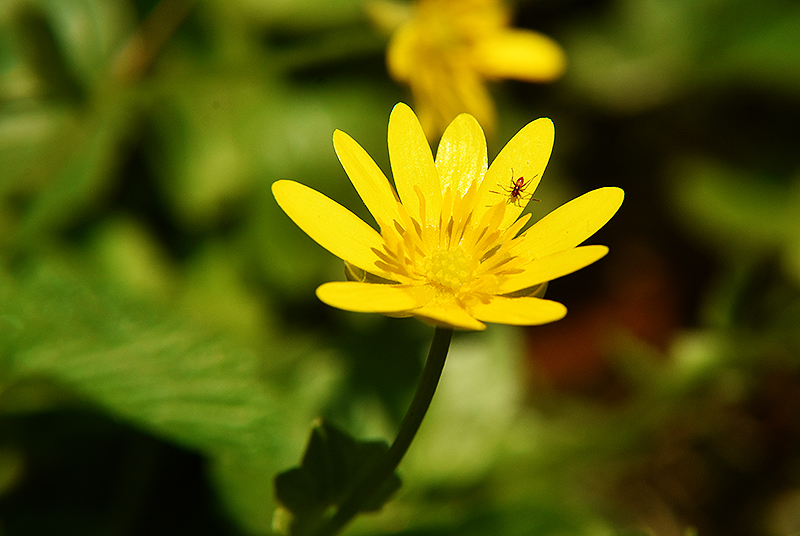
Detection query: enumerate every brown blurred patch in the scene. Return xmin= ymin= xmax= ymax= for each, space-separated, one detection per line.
xmin=524 ymin=240 xmax=682 ymax=399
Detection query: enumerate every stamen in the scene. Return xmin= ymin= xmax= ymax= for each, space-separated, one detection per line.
xmin=474 ymin=228 xmax=503 ymax=257
xmin=440 ymin=187 xmax=453 ymax=229
xmin=411 ymin=218 xmax=423 ymax=239
xmin=445 ymin=217 xmax=454 ymax=248
xmin=480 ymin=254 xmax=515 ymax=274
xmin=452 ymin=208 xmax=472 ymax=247
xmin=396 ymin=206 xmax=428 ymax=262
xmin=501 ymin=213 xmax=531 ymax=241
xmin=374 ymin=246 xmax=399 ymax=267
xmin=462 ymin=202 xmax=504 ymax=251
xmin=451 ymin=181 xmax=475 ymax=233
xmin=414 ymin=185 xmax=427 ymax=227
xmin=480 ymin=244 xmax=502 ymax=262
xmin=374 ymin=260 xmax=396 ymax=274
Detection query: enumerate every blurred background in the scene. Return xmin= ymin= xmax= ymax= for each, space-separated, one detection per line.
xmin=1 ymin=0 xmax=800 ymax=534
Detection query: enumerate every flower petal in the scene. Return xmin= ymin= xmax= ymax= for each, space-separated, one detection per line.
xmin=316 ymin=282 xmax=420 ymax=313
xmin=470 ymin=296 xmax=567 ymax=326
xmin=333 ymin=129 xmax=401 ymax=226
xmin=514 ymin=187 xmax=624 ymax=259
xmin=386 ymin=21 xmax=415 ymax=82
xmin=435 ymin=113 xmax=488 ymax=199
xmin=411 ymin=303 xmax=487 ymax=331
xmin=496 ymin=245 xmax=609 ymax=294
xmin=272 ymin=180 xmax=391 ymax=277
xmin=476 ymin=118 xmax=555 ymax=229
xmin=447 ymin=62 xmax=497 ymax=137
xmin=471 ymin=30 xmax=567 ymax=82
xmin=388 ymin=102 xmax=441 ymax=226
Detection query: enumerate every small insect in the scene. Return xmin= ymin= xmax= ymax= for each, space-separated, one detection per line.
xmin=490 ymin=170 xmax=539 ymax=207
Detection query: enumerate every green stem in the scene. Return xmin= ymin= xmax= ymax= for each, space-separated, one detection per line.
xmin=313 ymin=326 xmax=454 ymax=536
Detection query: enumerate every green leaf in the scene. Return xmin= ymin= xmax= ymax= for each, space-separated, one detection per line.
xmin=0 ymin=263 xmax=291 ymax=458
xmin=673 ymin=158 xmax=799 ymax=250
xmin=274 ymin=420 xmax=401 ymax=534
xmin=0 ymin=260 xmax=354 ymax=534
xmin=22 ymin=0 xmax=135 ymax=86
xmin=13 ymin=95 xmax=139 ymax=246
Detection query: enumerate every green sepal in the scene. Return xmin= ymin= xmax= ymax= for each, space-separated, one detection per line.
xmin=501 ymin=281 xmax=548 ymax=299
xmin=344 ymin=261 xmax=398 ymax=285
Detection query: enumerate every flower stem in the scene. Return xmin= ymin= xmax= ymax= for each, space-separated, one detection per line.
xmin=312 ymin=326 xmax=454 ymax=536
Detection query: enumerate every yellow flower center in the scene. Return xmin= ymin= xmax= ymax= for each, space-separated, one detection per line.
xmin=372 ymin=182 xmax=536 ymax=301
xmin=424 ymin=246 xmax=473 ymax=289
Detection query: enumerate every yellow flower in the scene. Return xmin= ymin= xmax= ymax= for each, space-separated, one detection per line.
xmin=272 ymin=103 xmax=623 ymax=331
xmin=382 ymin=0 xmax=567 ymax=138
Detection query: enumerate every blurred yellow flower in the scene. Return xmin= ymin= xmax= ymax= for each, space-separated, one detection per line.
xmin=272 ymin=103 xmax=622 ymax=331
xmin=379 ymin=0 xmax=567 ymax=139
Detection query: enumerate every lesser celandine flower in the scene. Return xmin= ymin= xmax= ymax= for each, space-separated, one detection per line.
xmin=272 ymin=103 xmax=623 ymax=331
xmin=273 ymin=104 xmax=622 ymax=535
xmin=376 ymin=0 xmax=567 ymax=138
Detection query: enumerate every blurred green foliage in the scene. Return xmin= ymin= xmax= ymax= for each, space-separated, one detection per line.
xmin=1 ymin=0 xmax=800 ymax=535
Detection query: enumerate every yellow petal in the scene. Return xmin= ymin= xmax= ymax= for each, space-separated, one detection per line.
xmin=415 ymin=65 xmax=497 ymax=141
xmin=448 ymin=61 xmax=497 ymax=137
xmin=496 ymin=245 xmax=609 ymax=294
xmin=365 ymin=0 xmax=413 ymax=35
xmin=514 ymin=187 xmax=624 ymax=259
xmin=435 ymin=113 xmax=488 ymax=199
xmin=476 ymin=117 xmax=555 ymax=229
xmin=412 ymin=303 xmax=487 ymax=331
xmin=333 ymin=129 xmax=401 ymax=226
xmin=386 ymin=21 xmax=415 ymax=82
xmin=470 ymin=296 xmax=567 ymax=326
xmin=387 ymin=103 xmax=441 ymax=225
xmin=316 ymin=282 xmax=420 ymax=312
xmin=272 ymin=180 xmax=391 ymax=277
xmin=471 ymin=30 xmax=567 ymax=82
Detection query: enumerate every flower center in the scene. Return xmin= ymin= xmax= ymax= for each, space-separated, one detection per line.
xmin=424 ymin=246 xmax=473 ymax=290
